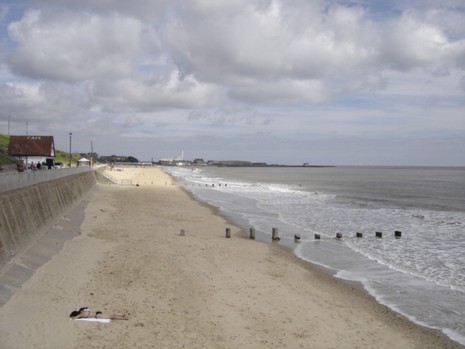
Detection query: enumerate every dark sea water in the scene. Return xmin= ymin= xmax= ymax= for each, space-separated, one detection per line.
xmin=164 ymin=166 xmax=465 ymax=345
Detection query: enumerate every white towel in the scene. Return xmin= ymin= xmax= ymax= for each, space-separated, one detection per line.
xmin=74 ymin=318 xmax=111 ymax=323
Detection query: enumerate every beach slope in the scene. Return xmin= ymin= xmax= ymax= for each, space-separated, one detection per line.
xmin=0 ymin=167 xmax=461 ymax=349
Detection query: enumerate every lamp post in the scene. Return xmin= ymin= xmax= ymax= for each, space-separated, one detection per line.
xmin=90 ymin=140 xmax=94 ymax=168
xmin=69 ymin=132 xmax=72 ymax=167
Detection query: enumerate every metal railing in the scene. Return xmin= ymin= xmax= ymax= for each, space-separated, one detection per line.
xmin=0 ymin=166 xmax=99 ymax=194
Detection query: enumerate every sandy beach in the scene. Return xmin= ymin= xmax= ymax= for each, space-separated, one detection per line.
xmin=0 ymin=167 xmax=461 ymax=349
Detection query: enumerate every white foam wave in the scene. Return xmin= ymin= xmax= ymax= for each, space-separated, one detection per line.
xmin=166 ymin=166 xmax=465 ymax=346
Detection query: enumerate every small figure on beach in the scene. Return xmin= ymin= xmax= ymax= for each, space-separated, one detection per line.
xmin=69 ymin=307 xmax=129 ymax=320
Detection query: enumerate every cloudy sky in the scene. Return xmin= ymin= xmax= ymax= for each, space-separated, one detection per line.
xmin=0 ymin=0 xmax=464 ymax=165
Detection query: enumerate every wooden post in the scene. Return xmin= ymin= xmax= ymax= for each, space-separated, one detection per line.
xmin=225 ymin=228 xmax=231 ymax=238
xmin=356 ymin=232 xmax=363 ymax=238
xmin=376 ymin=231 xmax=383 ymax=238
xmin=395 ymin=230 xmax=402 ymax=238
xmin=294 ymin=234 xmax=300 ymax=242
xmin=336 ymin=233 xmax=342 ymax=239
xmin=314 ymin=233 xmax=321 ymax=239
xmin=180 ymin=229 xmax=185 ymax=236
xmin=272 ymin=228 xmax=280 ymax=241
xmin=249 ymin=228 xmax=255 ymax=240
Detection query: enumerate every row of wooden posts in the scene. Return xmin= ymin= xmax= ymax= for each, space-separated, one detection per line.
xmin=317 ymin=230 xmax=402 ymax=239
xmin=180 ymin=227 xmax=258 ymax=239
xmin=180 ymin=228 xmax=402 ymax=240
xmin=229 ymin=227 xmax=402 ymax=240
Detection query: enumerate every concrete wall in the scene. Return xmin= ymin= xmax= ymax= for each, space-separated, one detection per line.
xmin=0 ymin=171 xmax=97 ymax=270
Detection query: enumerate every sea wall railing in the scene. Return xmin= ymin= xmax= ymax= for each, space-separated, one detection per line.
xmin=0 ymin=165 xmax=106 ymax=194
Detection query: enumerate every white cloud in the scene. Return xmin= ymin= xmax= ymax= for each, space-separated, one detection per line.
xmin=164 ymin=1 xmax=465 ymax=105
xmin=380 ymin=10 xmax=465 ymax=72
xmin=0 ymin=0 xmax=464 ymax=164
xmin=166 ymin=1 xmax=379 ymax=101
xmin=89 ymin=70 xmax=219 ymax=112
xmin=7 ymin=9 xmax=144 ymax=82
xmin=6 ymin=1 xmax=464 ymax=106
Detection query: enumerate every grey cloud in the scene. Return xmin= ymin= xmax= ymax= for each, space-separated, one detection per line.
xmin=7 ymin=10 xmax=144 ymax=82
xmin=460 ymin=76 xmax=465 ymax=91
xmin=5 ymin=1 xmax=465 ymax=109
xmin=27 ymin=0 xmax=169 ymax=22
xmin=187 ymin=107 xmax=273 ymax=127
xmin=89 ymin=72 xmax=218 ymax=113
xmin=0 ymin=0 xmax=464 ymax=165
xmin=0 ymin=81 xmax=89 ymax=121
xmin=187 ymin=110 xmax=207 ymax=121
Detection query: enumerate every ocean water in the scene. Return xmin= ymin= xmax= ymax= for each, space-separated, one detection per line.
xmin=163 ymin=166 xmax=465 ymax=345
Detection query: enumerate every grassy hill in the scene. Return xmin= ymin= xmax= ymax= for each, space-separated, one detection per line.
xmin=0 ymin=134 xmax=16 ymax=165
xmin=55 ymin=150 xmax=80 ymax=165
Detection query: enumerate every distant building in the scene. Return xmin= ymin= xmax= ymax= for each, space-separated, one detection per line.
xmin=98 ymin=155 xmax=138 ymax=163
xmin=192 ymin=158 xmax=206 ymax=166
xmin=207 ymin=160 xmax=268 ymax=167
xmin=8 ymin=135 xmax=56 ymax=168
xmin=158 ymin=158 xmax=174 ymax=165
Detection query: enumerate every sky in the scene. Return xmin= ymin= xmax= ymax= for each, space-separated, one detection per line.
xmin=0 ymin=0 xmax=464 ymax=166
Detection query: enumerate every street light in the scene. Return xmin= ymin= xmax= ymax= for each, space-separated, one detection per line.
xmin=69 ymin=132 xmax=72 ymax=167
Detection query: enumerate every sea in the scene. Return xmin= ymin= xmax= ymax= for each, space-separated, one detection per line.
xmin=163 ymin=166 xmax=465 ymax=345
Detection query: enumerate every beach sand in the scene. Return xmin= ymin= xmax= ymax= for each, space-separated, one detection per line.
xmin=0 ymin=167 xmax=462 ymax=349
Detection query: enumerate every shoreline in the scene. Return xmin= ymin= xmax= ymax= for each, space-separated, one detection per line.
xmin=188 ymin=193 xmax=463 ymax=348
xmin=171 ymin=168 xmax=465 ymax=348
xmin=0 ymin=167 xmax=462 ymax=348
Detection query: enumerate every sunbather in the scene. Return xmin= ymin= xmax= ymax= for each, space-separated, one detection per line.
xmin=69 ymin=307 xmax=128 ymax=320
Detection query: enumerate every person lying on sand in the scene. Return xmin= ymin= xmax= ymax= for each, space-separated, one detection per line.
xmin=69 ymin=307 xmax=129 ymax=320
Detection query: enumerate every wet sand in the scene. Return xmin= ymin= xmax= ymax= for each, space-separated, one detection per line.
xmin=0 ymin=167 xmax=462 ymax=349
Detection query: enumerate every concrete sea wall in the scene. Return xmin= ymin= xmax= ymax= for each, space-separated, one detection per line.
xmin=0 ymin=171 xmax=97 ymax=271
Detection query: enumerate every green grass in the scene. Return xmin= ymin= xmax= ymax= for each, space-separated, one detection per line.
xmin=0 ymin=134 xmax=8 ymax=146
xmin=55 ymin=150 xmax=80 ymax=165
xmin=0 ymin=134 xmax=16 ymax=165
